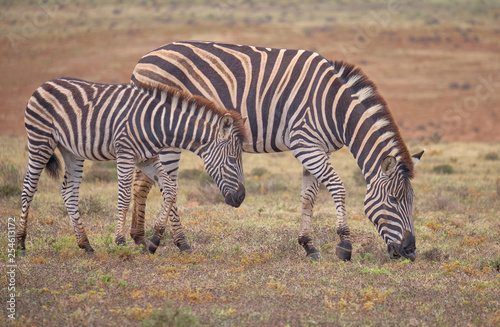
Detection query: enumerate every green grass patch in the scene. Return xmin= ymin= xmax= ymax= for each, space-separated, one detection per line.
xmin=432 ymin=164 xmax=455 ymax=174
xmin=0 ymin=162 xmax=23 ymax=198
xmin=143 ymin=301 xmax=199 ymax=327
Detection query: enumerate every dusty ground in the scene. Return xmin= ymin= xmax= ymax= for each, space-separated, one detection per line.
xmin=0 ymin=1 xmax=499 ymax=326
xmin=0 ymin=135 xmax=499 ymax=326
xmin=1 ymin=1 xmax=499 ymax=142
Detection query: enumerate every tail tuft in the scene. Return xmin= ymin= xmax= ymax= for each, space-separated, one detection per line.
xmin=45 ymin=154 xmax=61 ymax=179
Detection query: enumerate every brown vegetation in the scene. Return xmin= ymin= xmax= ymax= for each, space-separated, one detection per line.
xmin=1 ymin=1 xmax=499 ymax=326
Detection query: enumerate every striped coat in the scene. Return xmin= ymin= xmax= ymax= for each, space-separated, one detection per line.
xmin=18 ymin=77 xmax=246 ymax=254
xmin=131 ymin=41 xmax=423 ymax=260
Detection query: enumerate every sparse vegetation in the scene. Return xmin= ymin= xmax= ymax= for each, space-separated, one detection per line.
xmin=0 ymin=162 xmax=23 ymax=198
xmin=143 ymin=301 xmax=199 ymax=327
xmin=1 ymin=136 xmax=498 ymax=326
xmin=484 ymin=152 xmax=499 ymax=161
xmin=83 ymin=161 xmax=118 ymax=183
xmin=1 ymin=1 xmax=500 ymax=325
xmin=179 ymin=168 xmax=213 ymax=185
xmin=432 ymin=164 xmax=455 ymax=174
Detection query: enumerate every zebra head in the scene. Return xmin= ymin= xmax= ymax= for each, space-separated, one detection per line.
xmin=364 ymin=151 xmax=424 ymax=261
xmin=202 ymin=113 xmax=246 ymax=208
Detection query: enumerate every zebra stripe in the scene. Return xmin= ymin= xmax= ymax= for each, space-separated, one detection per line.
xmin=17 ymin=77 xmax=246 ymax=254
xmin=131 ymin=41 xmax=424 ymax=261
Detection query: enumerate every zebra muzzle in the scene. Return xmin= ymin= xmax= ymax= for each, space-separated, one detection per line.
xmin=224 ymin=181 xmax=245 ymax=207
xmin=388 ymin=231 xmax=417 ymax=262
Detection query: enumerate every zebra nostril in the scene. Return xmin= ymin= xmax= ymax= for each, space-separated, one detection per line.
xmin=237 ymin=183 xmax=245 ymax=203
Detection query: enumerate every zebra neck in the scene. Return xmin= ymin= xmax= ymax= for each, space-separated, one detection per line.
xmin=345 ymin=117 xmax=402 ymax=185
xmin=157 ymin=96 xmax=219 ymax=156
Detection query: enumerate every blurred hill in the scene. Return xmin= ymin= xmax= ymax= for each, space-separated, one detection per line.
xmin=1 ymin=0 xmax=499 ymax=142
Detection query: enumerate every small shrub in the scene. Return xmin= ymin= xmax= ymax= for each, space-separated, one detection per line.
xmin=107 ymin=245 xmax=142 ymax=261
xmin=422 ymin=247 xmax=448 ymax=262
xmin=179 ymin=168 xmax=213 ymax=185
xmin=0 ymin=162 xmax=23 ymax=198
xmin=428 ymin=133 xmax=442 ymax=144
xmin=142 ymin=301 xmax=199 ymax=327
xmin=489 ymin=256 xmax=500 ymax=272
xmin=352 ymin=168 xmax=366 ymax=187
xmin=432 ymin=164 xmax=454 ymax=174
xmin=250 ymin=167 xmax=269 ymax=177
xmin=79 ymin=194 xmax=111 ymax=217
xmin=484 ymin=152 xmax=499 ymax=161
xmin=83 ymin=161 xmax=117 ymax=183
xmin=185 ymin=183 xmax=224 ymax=204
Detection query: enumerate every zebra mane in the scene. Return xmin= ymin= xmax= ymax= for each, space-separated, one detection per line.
xmin=133 ymin=81 xmax=248 ymax=143
xmin=330 ymin=60 xmax=415 ymax=179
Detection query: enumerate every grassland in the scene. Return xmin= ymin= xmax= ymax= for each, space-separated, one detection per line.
xmin=1 ymin=1 xmax=500 ymax=326
xmin=0 ymin=135 xmax=499 ymax=326
xmin=1 ymin=1 xmax=500 ymax=142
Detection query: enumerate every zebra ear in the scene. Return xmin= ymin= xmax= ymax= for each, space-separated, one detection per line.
xmin=219 ymin=113 xmax=234 ymax=141
xmin=412 ymin=150 xmax=425 ymax=166
xmin=381 ymin=156 xmax=397 ymax=176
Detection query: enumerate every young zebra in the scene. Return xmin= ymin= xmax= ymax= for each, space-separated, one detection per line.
xmin=18 ymin=77 xmax=246 ymax=254
xmin=130 ymin=41 xmax=424 ymax=261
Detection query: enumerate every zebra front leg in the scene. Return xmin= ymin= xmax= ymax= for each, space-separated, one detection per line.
xmin=131 ymin=169 xmax=154 ymax=247
xmin=59 ymin=149 xmax=94 ymax=253
xmin=154 ymin=149 xmax=191 ymax=253
xmin=298 ymin=168 xmax=321 ymax=260
xmin=292 ymin=144 xmax=352 ymax=261
xmin=149 ymin=199 xmax=191 ymax=254
xmin=136 ymin=157 xmax=191 ymax=254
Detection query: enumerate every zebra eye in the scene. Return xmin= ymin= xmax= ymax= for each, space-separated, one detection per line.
xmin=227 ymin=156 xmax=237 ymax=165
xmin=388 ymin=195 xmax=398 ymax=205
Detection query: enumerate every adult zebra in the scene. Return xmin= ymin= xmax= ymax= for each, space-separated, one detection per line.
xmin=18 ymin=77 xmax=246 ymax=254
xmin=130 ymin=41 xmax=424 ymax=261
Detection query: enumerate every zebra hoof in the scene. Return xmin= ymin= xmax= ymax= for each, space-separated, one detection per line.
xmin=307 ymin=251 xmax=322 ymax=261
xmin=18 ymin=250 xmax=26 ymax=257
xmin=336 ymin=242 xmax=352 ymax=261
xmin=115 ymin=236 xmax=126 ymax=246
xmin=178 ymin=244 xmax=193 ymax=254
xmin=148 ymin=236 xmax=161 ymax=254
xmin=148 ymin=242 xmax=158 ymax=254
xmin=84 ymin=247 xmax=95 ymax=254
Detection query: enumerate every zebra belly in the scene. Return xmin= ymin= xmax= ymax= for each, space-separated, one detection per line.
xmin=55 ymin=135 xmax=118 ymax=162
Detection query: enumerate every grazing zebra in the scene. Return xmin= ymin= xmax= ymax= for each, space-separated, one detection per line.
xmin=130 ymin=41 xmax=424 ymax=261
xmin=18 ymin=77 xmax=246 ymax=254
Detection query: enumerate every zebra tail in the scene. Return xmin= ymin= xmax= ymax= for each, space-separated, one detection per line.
xmin=45 ymin=154 xmax=61 ymax=179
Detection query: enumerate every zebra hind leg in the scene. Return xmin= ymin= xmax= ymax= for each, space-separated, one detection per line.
xmin=298 ymin=167 xmax=322 ymax=260
xmin=131 ymin=169 xmax=154 ymax=249
xmin=59 ymin=148 xmax=94 ymax=253
xmin=115 ymin=155 xmax=137 ymax=247
xmin=17 ymin=146 xmax=59 ymax=255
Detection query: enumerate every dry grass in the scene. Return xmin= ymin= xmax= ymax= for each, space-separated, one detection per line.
xmin=1 ymin=1 xmax=500 ymax=325
xmin=1 ymin=1 xmax=500 ymax=142
xmin=1 ymin=135 xmax=499 ymax=326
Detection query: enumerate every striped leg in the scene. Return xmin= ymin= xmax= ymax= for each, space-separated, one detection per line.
xmin=115 ymin=155 xmax=136 ymax=246
xmin=291 ymin=145 xmax=352 ymax=261
xmin=130 ymin=170 xmax=154 ymax=247
xmin=16 ymin=145 xmax=55 ymax=254
xmin=131 ymin=149 xmax=190 ymax=253
xmin=59 ymin=148 xmax=94 ymax=253
xmin=135 ymin=156 xmax=190 ymax=254
xmin=298 ymin=167 xmax=321 ymax=259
